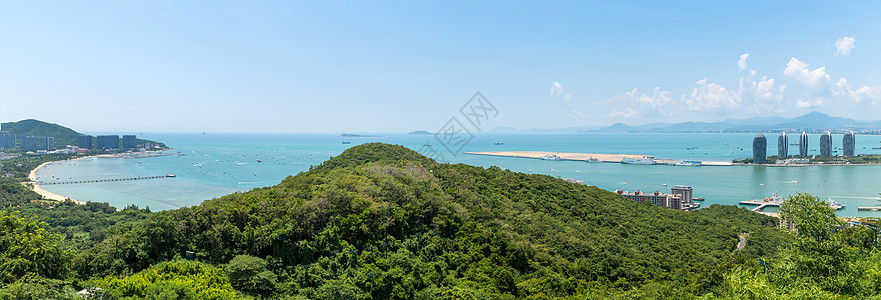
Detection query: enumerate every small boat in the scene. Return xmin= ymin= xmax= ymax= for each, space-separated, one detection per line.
xmin=790 ymin=143 xmax=800 ymax=146
xmin=166 ymin=174 xmax=176 ymax=177
xmin=827 ymin=198 xmax=846 ymax=209
xmin=788 ymin=180 xmax=798 ymax=184
xmin=257 ymin=160 xmax=262 ymax=163
xmin=686 ymin=146 xmax=699 ymax=150
xmin=540 ymin=154 xmax=564 ymax=161
xmin=422 ymin=142 xmax=431 ymax=147
xmin=874 ymin=147 xmax=881 ymax=149
xmin=342 ymin=141 xmax=351 ymax=144
xmin=585 ymin=157 xmax=600 ymax=163
xmin=622 ymin=157 xmax=655 ymax=165
xmin=494 ymin=142 xmax=504 ymax=145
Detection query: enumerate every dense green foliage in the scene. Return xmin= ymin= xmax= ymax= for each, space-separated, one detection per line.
xmin=714 ymin=193 xmax=881 ymax=299
xmin=0 ymin=177 xmax=42 ymax=209
xmin=7 ymin=142 xmax=880 ymax=298
xmin=0 ymin=210 xmax=73 ymax=284
xmin=90 ymin=260 xmax=239 ymax=299
xmin=70 ymin=143 xmax=787 ymax=298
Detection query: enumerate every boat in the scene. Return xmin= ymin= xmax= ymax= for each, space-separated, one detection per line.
xmin=166 ymin=174 xmax=176 ymax=177
xmin=585 ymin=157 xmax=600 ymax=163
xmin=874 ymin=147 xmax=881 ymax=149
xmin=540 ymin=154 xmax=564 ymax=161
xmin=422 ymin=142 xmax=431 ymax=147
xmin=494 ymin=142 xmax=504 ymax=145
xmin=675 ymin=160 xmax=702 ymax=166
xmin=622 ymin=157 xmax=655 ymax=165
xmin=686 ymin=146 xmax=699 ymax=150
xmin=342 ymin=141 xmax=351 ymax=144
xmin=827 ymin=197 xmax=846 ymax=209
xmin=790 ymin=143 xmax=800 ymax=146
xmin=788 ymin=180 xmax=798 ymax=184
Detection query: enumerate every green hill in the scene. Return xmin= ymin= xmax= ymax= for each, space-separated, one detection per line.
xmin=1 ymin=119 xmax=165 ymax=149
xmin=70 ymin=143 xmax=788 ymax=298
xmin=1 ymin=119 xmax=81 ymax=148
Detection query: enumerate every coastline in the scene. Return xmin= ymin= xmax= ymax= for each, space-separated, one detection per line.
xmin=25 ymin=156 xmax=92 ymax=205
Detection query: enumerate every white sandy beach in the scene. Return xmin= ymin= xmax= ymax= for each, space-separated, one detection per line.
xmin=25 ymin=157 xmax=89 ymax=205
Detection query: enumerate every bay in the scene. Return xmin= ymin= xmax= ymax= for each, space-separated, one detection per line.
xmin=35 ymin=132 xmax=881 ymax=216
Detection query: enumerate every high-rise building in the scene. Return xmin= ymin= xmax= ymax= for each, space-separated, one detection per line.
xmin=843 ymin=131 xmax=856 ymax=157
xmin=799 ymin=132 xmax=809 ymax=157
xmin=78 ymin=135 xmax=93 ymax=149
xmin=0 ymin=131 xmax=15 ymax=148
xmin=671 ymin=185 xmax=694 ymax=206
xmin=753 ymin=134 xmax=767 ymax=164
xmin=97 ymin=135 xmax=119 ymax=150
xmin=778 ymin=132 xmax=788 ymax=158
xmin=23 ymin=136 xmax=53 ymax=151
xmin=820 ymin=131 xmax=832 ymax=157
xmin=122 ymin=135 xmax=137 ymax=149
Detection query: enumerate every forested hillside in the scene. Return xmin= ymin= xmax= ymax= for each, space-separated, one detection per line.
xmin=76 ymin=143 xmax=787 ymax=298
xmin=6 ymin=143 xmax=879 ymax=299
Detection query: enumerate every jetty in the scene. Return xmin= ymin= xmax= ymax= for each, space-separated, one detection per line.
xmin=465 ymin=151 xmax=734 ymax=166
xmin=37 ymin=174 xmax=176 ymax=185
xmin=858 ymin=207 xmax=881 ymax=211
xmin=740 ymin=199 xmax=844 ymax=211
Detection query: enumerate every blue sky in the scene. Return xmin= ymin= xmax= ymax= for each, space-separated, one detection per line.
xmin=2 ymin=1 xmax=880 ymax=133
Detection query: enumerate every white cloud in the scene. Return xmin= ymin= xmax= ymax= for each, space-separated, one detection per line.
xmin=796 ymin=100 xmax=813 ymax=108
xmin=738 ymin=53 xmax=749 ymax=71
xmin=783 ymin=57 xmax=831 ymax=89
xmin=563 ymin=94 xmax=572 ymax=100
xmin=683 ymin=78 xmax=740 ymax=111
xmin=755 ymin=77 xmax=785 ymax=100
xmin=550 ymin=82 xmax=564 ymax=96
xmin=626 ymin=87 xmax=672 ymax=107
xmin=564 ymin=108 xmax=590 ymax=120
xmin=835 ymin=77 xmax=881 ymax=104
xmin=607 ymin=108 xmax=639 ymax=118
xmin=835 ymin=37 xmax=856 ymax=56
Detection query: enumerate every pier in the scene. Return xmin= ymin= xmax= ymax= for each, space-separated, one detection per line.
xmin=37 ymin=174 xmax=176 ymax=185
xmin=858 ymin=207 xmax=881 ymax=211
xmin=740 ymin=199 xmax=844 ymax=211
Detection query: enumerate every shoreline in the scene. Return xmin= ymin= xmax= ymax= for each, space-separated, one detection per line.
xmin=25 ymin=156 xmax=94 ymax=205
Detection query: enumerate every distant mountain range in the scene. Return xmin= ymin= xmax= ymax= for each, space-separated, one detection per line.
xmin=484 ymin=112 xmax=881 ymax=134
xmin=592 ymin=112 xmax=881 ymax=133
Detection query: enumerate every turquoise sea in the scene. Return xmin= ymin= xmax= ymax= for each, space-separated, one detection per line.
xmin=36 ymin=132 xmax=881 ymax=216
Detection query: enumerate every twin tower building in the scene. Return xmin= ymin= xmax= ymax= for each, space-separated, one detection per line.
xmin=753 ymin=131 xmax=855 ymax=164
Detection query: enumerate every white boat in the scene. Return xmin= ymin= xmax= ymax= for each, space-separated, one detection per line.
xmin=540 ymin=154 xmax=563 ymax=161
xmin=622 ymin=157 xmax=655 ymax=165
xmin=827 ymin=198 xmax=846 ymax=209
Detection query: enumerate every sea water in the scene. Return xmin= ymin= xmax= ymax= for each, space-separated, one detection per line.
xmin=36 ymin=132 xmax=881 ymax=216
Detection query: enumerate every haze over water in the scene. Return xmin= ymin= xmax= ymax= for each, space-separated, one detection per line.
xmin=36 ymin=132 xmax=881 ymax=216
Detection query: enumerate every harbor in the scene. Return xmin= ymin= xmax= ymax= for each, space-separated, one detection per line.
xmin=739 ymin=192 xmax=846 ymax=214
xmin=465 ymin=151 xmax=734 ymax=166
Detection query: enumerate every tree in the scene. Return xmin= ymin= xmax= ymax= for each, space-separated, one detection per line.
xmin=224 ymin=255 xmax=278 ymax=297
xmin=780 ymin=192 xmax=841 ymax=243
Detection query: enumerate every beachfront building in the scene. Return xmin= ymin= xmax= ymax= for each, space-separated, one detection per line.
xmin=799 ymin=132 xmax=809 ymax=157
xmin=0 ymin=131 xmax=15 ymax=149
xmin=820 ymin=131 xmax=832 ymax=156
xmin=843 ymin=131 xmax=855 ymax=157
xmin=778 ymin=132 xmax=788 ymax=158
xmin=122 ymin=135 xmax=137 ymax=149
xmin=616 ymin=187 xmax=700 ymax=211
xmin=671 ymin=185 xmax=694 ymax=206
xmin=752 ymin=134 xmax=766 ymax=164
xmin=23 ymin=136 xmax=54 ymax=151
xmin=78 ymin=135 xmax=93 ymax=149
xmin=97 ymin=135 xmax=119 ymax=150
